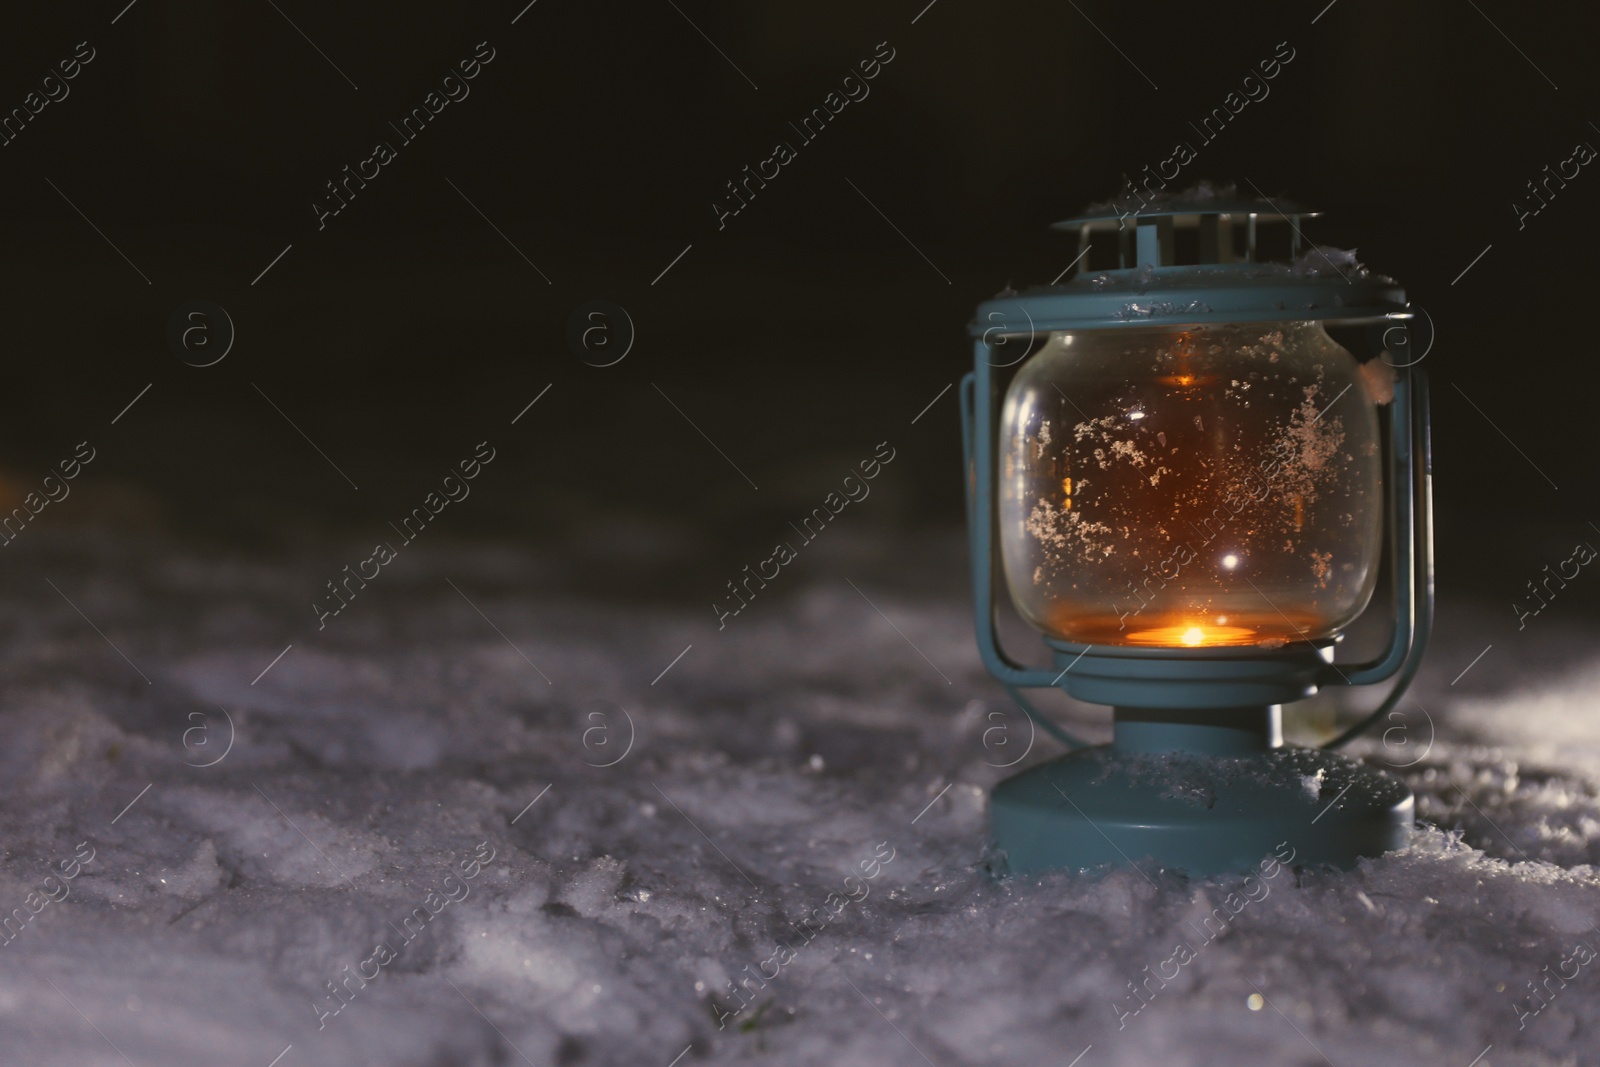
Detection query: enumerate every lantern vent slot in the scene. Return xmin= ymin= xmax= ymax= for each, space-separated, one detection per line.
xmin=1056 ymin=196 xmax=1318 ymax=281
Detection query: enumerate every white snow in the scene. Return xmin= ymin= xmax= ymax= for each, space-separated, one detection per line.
xmin=0 ymin=529 xmax=1596 ymax=1065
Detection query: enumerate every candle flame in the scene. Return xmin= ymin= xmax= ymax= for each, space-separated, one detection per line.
xmin=1122 ymin=623 xmax=1264 ymax=648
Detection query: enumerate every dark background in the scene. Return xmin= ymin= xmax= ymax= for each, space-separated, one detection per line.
xmin=0 ymin=0 xmax=1593 ymax=610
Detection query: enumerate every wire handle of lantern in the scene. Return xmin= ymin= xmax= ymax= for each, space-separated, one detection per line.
xmin=1003 ymin=684 xmax=1093 ymax=750
xmin=1322 ymin=363 xmax=1433 ymax=751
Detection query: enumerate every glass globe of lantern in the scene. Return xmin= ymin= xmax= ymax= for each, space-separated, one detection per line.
xmin=998 ymin=320 xmax=1390 ymax=650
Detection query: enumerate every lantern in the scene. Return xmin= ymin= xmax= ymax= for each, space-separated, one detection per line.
xmin=961 ymin=191 xmax=1432 ymax=876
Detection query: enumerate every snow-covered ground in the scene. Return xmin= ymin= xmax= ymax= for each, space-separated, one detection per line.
xmin=0 ymin=527 xmax=1596 ymax=1066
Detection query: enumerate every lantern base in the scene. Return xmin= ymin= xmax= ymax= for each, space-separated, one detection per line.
xmin=990 ymin=707 xmax=1412 ymax=877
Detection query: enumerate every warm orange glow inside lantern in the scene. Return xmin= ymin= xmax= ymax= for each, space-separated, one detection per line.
xmin=998 ymin=321 xmax=1389 ymax=649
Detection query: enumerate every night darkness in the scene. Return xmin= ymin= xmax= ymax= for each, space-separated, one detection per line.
xmin=2 ymin=1 xmax=1595 ymax=578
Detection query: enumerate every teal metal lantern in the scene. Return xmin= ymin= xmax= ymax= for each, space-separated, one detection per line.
xmin=961 ymin=194 xmax=1432 ymax=876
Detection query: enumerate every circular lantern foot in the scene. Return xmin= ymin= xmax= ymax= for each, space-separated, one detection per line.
xmin=990 ymin=722 xmax=1412 ymax=877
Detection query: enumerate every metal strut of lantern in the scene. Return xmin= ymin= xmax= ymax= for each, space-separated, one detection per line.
xmin=961 ymin=194 xmax=1433 ymax=877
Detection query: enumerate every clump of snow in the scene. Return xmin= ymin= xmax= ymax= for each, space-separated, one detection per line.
xmin=0 ymin=530 xmax=1597 ymax=1065
xmin=1293 ymin=245 xmax=1367 ymax=278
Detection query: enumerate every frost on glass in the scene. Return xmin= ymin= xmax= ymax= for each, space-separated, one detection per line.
xmin=998 ymin=321 xmax=1386 ymax=648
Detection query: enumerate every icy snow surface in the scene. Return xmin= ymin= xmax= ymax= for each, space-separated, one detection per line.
xmin=1 ymin=530 xmax=1598 ymax=1066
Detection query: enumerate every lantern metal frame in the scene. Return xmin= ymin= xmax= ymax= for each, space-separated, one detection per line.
xmin=960 ymin=203 xmax=1434 ymax=876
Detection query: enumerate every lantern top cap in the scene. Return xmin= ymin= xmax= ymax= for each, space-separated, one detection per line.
xmin=1051 ymin=200 xmax=1319 ymax=232
xmin=1037 ymin=181 xmax=1371 ymax=280
xmin=969 ymin=183 xmax=1407 ymax=334
xmin=1051 ymin=181 xmax=1316 ymax=232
